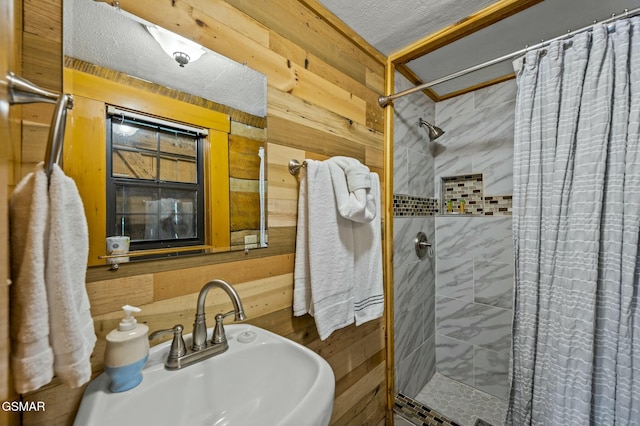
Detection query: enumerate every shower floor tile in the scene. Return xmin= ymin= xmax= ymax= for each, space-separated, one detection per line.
xmin=394 ymin=393 xmax=463 ymax=426
xmin=414 ymin=372 xmax=507 ymax=426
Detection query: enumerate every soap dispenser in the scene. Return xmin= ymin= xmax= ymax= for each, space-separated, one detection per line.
xmin=104 ymin=305 xmax=149 ymax=392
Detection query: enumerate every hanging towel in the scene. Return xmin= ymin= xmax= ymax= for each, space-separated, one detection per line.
xmin=326 ymin=156 xmax=376 ymax=223
xmin=9 ymin=163 xmax=55 ymax=393
xmin=293 ymin=164 xmax=311 ymax=316
xmin=326 ymin=157 xmax=383 ymax=325
xmin=352 ymin=173 xmax=384 ymax=325
xmin=46 ymin=164 xmax=96 ymax=388
xmin=293 ymin=160 xmax=355 ymax=339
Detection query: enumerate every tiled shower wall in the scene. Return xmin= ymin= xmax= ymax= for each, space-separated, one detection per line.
xmin=433 ymin=80 xmax=517 ymax=400
xmin=393 ymin=72 xmax=437 ymax=397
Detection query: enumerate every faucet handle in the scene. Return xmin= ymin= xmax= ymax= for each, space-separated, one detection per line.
xmin=150 ymin=324 xmax=187 ymax=361
xmin=212 ymin=313 xmax=231 ymax=344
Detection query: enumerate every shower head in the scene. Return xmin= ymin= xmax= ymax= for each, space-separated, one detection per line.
xmin=419 ymin=118 xmax=445 ymax=141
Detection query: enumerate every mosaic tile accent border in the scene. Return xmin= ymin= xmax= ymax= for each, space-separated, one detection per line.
xmin=394 ymin=194 xmax=439 ymax=217
xmin=441 ymin=174 xmax=484 ymax=215
xmin=392 ymin=191 xmax=511 ymax=218
xmin=483 ymin=196 xmax=512 ymax=216
xmin=394 ymin=393 xmax=462 ymax=426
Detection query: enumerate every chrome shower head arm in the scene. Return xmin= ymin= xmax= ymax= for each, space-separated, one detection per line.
xmin=419 ymin=118 xmax=445 ymax=141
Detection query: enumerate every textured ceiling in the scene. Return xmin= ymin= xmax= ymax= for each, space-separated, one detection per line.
xmin=317 ymin=0 xmax=497 ymax=57
xmin=319 ymin=0 xmax=640 ymax=100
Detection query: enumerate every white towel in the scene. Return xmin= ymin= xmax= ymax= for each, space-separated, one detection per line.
xmin=352 ymin=173 xmax=384 ymax=325
xmin=293 ymin=160 xmax=355 ymax=340
xmin=326 ymin=157 xmax=383 ymax=325
xmin=9 ymin=163 xmax=55 ymax=393
xmin=46 ymin=164 xmax=96 ymax=388
xmin=293 ymin=165 xmax=311 ymax=316
xmin=326 ymin=156 xmax=376 ymax=223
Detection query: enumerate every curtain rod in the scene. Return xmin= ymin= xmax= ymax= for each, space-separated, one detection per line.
xmin=379 ymin=6 xmax=640 ymax=107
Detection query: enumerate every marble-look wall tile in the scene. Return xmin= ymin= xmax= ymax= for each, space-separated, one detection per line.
xmin=424 ymin=294 xmax=436 ymax=342
xmin=394 ymin=216 xmax=429 ymax=264
xmin=435 ymin=296 xmax=512 ymax=353
xmin=435 ymin=334 xmax=474 ymax=387
xmin=436 ymin=257 xmax=474 ymax=301
xmin=395 ymin=71 xmax=437 ymax=200
xmin=435 ymin=100 xmax=515 ymax=154
xmin=394 ymin=229 xmax=435 ymax=363
xmin=395 ymin=113 xmax=428 ymax=155
xmin=396 ymin=336 xmax=437 ymax=398
xmin=432 ymin=79 xmax=516 ymax=399
xmin=474 ymin=347 xmax=510 ymax=400
xmin=474 ymin=79 xmax=517 ymax=110
xmin=394 ymin=145 xmax=409 ymax=194
xmin=472 ymin=147 xmax=513 ymax=195
xmin=394 ymin=297 xmax=424 ymax=364
xmin=395 ymin=72 xmax=435 ymax=155
xmin=394 ymin=257 xmax=434 ymax=313
xmin=474 ymin=260 xmax=514 ymax=310
xmin=433 ymin=80 xmax=516 ymax=199
xmin=436 ymin=91 xmax=474 ymax=120
xmin=408 ymin=149 xmax=435 ymax=198
xmin=435 ymin=216 xmax=513 ymax=264
xmin=394 ymin=84 xmax=422 ymax=148
xmin=393 ymin=211 xmax=436 ymax=396
xmin=433 ymin=156 xmax=474 ymax=199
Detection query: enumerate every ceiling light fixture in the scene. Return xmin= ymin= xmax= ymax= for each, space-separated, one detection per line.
xmin=146 ymin=25 xmax=206 ymax=67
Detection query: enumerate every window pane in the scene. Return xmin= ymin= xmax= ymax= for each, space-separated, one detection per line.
xmin=159 ymin=156 xmax=197 ymax=183
xmin=113 ymin=185 xmax=198 ymax=242
xmin=111 ymin=122 xmax=158 ymax=180
xmin=159 ymin=131 xmax=197 ymax=158
xmin=156 ymin=188 xmax=198 ymax=240
xmin=158 ymin=130 xmax=198 ymax=183
xmin=114 ymin=185 xmax=160 ymax=240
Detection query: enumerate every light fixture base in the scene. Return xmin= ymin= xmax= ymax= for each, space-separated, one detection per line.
xmin=173 ymin=52 xmax=190 ymax=67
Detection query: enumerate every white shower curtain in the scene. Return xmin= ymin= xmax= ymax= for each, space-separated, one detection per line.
xmin=507 ymin=17 xmax=640 ymax=425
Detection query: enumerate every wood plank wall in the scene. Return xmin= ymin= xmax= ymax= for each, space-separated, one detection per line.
xmin=17 ymin=1 xmax=387 ymax=425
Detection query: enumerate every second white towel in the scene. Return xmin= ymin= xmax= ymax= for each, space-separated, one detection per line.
xmin=9 ymin=163 xmax=96 ymax=393
xmin=46 ymin=164 xmax=96 ymax=388
xmin=294 ymin=160 xmax=355 ymax=340
xmin=294 ymin=157 xmax=384 ymax=341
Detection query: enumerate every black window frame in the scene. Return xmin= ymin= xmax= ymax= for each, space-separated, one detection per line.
xmin=106 ymin=111 xmax=206 ymax=251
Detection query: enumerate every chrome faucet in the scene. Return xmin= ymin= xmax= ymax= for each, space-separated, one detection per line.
xmin=149 ymin=279 xmax=246 ymax=370
xmin=192 ymin=279 xmax=246 ymax=350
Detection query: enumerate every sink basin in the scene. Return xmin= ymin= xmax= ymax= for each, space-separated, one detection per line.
xmin=74 ymin=325 xmax=335 ymax=426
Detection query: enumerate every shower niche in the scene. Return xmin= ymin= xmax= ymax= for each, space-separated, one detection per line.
xmin=440 ymin=174 xmax=484 ymax=215
xmin=439 ymin=174 xmax=513 ymax=216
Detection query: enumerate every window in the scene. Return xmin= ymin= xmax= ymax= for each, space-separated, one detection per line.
xmin=106 ymin=107 xmax=206 ymax=250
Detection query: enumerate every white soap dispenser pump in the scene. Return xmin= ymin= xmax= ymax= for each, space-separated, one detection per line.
xmin=104 ymin=305 xmax=150 ymax=392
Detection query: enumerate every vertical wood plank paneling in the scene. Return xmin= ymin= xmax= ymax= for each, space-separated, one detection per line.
xmin=17 ymin=1 xmax=388 ymax=425
xmin=208 ymin=128 xmax=231 ymax=248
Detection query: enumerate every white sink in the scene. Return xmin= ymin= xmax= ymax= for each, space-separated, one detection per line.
xmin=74 ymin=324 xmax=335 ymax=426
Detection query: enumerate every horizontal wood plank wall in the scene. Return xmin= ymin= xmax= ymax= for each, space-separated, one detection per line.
xmin=18 ymin=1 xmax=387 ymax=425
